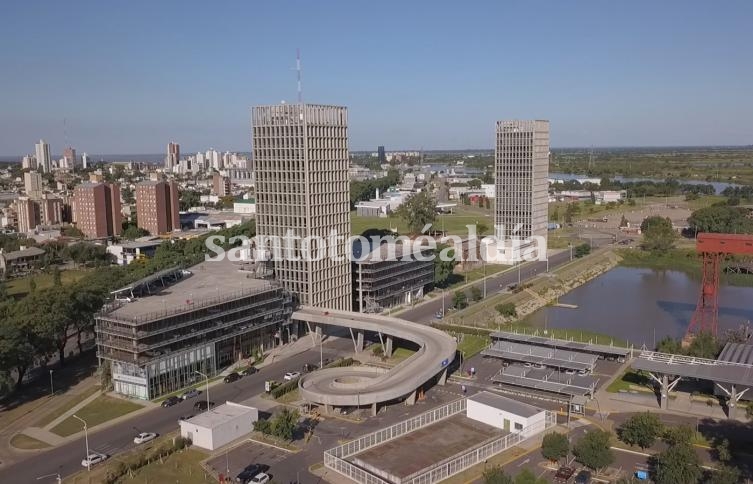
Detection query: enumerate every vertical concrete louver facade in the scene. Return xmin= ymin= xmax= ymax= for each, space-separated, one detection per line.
xmin=495 ymin=120 xmax=549 ymax=246
xmin=252 ymin=103 xmax=352 ymax=311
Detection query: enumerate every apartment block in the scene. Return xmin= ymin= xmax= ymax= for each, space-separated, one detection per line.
xmin=73 ymin=182 xmax=122 ymax=239
xmin=252 ymin=103 xmax=352 ymax=310
xmin=24 ymin=171 xmax=44 ymax=199
xmin=135 ymin=180 xmax=180 ymax=235
xmin=212 ymin=173 xmax=231 ymax=197
xmin=16 ymin=197 xmax=41 ymax=233
xmin=495 ymin=120 xmax=549 ymax=248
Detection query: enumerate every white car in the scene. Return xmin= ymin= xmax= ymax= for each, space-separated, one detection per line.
xmin=283 ymin=371 xmax=301 ymax=381
xmin=81 ymin=452 xmax=108 ymax=468
xmin=250 ymin=473 xmax=271 ymax=484
xmin=133 ymin=432 xmax=158 ymax=444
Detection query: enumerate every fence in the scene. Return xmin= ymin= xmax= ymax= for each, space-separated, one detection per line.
xmin=324 ymin=400 xmax=556 ymax=484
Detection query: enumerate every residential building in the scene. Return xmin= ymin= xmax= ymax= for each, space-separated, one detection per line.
xmin=166 ymin=142 xmax=180 ymax=172
xmin=212 ymin=173 xmax=230 ymax=197
xmin=135 ymin=180 xmax=180 ymax=235
xmin=62 ymin=147 xmax=77 ymax=170
xmin=106 ymin=239 xmax=164 ymax=265
xmin=252 ymin=103 xmax=352 ymax=310
xmin=35 ymin=139 xmax=51 ymax=173
xmin=352 ymin=241 xmax=434 ymax=312
xmin=494 ymin=120 xmax=549 ymax=258
xmin=40 ymin=194 xmax=64 ymax=225
xmin=0 ymin=246 xmax=45 ymax=278
xmin=73 ymin=182 xmax=122 ymax=239
xmin=22 ymin=155 xmax=36 ymax=170
xmin=16 ymin=197 xmax=41 ymax=233
xmin=24 ymin=171 xmax=44 ymax=199
xmin=82 ymin=152 xmax=89 ymax=169
xmin=95 ymin=259 xmax=293 ymax=399
xmin=377 ymin=145 xmax=386 ymax=164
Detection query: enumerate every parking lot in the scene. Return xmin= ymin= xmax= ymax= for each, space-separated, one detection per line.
xmin=205 ymin=440 xmax=290 ymax=483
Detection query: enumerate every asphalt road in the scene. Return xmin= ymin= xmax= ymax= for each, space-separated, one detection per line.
xmin=3 ymin=238 xmax=613 ymax=484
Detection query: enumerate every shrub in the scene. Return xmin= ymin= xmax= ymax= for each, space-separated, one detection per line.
xmin=495 ymin=303 xmax=517 ymax=318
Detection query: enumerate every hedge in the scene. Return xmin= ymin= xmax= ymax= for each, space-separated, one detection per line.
xmin=431 ymin=323 xmax=493 ymax=337
xmin=103 ymin=436 xmax=191 ymax=484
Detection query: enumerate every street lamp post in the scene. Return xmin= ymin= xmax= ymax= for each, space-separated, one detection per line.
xmin=568 ymin=243 xmax=573 ymax=261
xmin=442 ymin=288 xmax=445 ymax=315
xmin=194 ymin=370 xmax=209 ymax=410
xmin=319 ymin=330 xmax=324 ymax=369
xmin=49 ymin=369 xmax=54 ymax=397
xmin=482 ymin=260 xmax=487 ymax=298
xmin=72 ymin=414 xmax=90 ymax=471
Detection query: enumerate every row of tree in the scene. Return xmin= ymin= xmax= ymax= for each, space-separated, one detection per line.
xmin=350 ymin=169 xmax=400 ymax=209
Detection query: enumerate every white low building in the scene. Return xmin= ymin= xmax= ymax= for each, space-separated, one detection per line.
xmin=179 ymin=401 xmax=258 ymax=450
xmin=466 ymin=391 xmax=547 ymax=438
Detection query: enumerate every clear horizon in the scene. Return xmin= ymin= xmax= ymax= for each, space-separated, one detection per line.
xmin=2 ymin=1 xmax=751 ymax=154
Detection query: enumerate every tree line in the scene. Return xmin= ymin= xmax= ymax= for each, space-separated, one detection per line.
xmin=0 ymin=220 xmax=256 ymax=393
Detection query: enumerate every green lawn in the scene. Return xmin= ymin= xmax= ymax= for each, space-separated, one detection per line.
xmin=388 ymin=347 xmax=416 ymax=364
xmin=456 ymin=334 xmax=490 ymax=358
xmin=606 ymin=370 xmax=653 ymax=393
xmin=10 ymin=433 xmax=50 ymax=450
xmin=508 ymin=321 xmax=630 ymax=348
xmin=33 ymin=385 xmax=101 ymax=428
xmin=51 ymin=395 xmax=143 ymax=437
xmin=6 ymin=269 xmax=89 ymax=296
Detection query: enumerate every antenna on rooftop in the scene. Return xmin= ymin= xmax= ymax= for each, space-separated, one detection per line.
xmin=296 ymin=48 xmax=302 ymax=104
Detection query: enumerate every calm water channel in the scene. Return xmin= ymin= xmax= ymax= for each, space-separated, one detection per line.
xmin=526 ymin=267 xmax=753 ymax=347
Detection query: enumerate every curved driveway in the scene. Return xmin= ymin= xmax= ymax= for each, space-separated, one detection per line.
xmin=293 ymin=307 xmax=457 ymax=406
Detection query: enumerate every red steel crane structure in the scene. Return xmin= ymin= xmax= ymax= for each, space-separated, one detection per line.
xmin=688 ymin=233 xmax=753 ymax=337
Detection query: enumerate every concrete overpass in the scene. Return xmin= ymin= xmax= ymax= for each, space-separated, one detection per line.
xmin=292 ymin=307 xmax=457 ymax=413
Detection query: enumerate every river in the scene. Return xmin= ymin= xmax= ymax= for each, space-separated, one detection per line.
xmin=525 ymin=267 xmax=753 ymax=347
xmin=549 ymin=172 xmax=738 ymax=194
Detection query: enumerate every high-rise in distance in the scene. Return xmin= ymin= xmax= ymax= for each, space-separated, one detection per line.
xmin=165 ymin=142 xmax=180 ymax=172
xmin=252 ymin=103 xmax=352 ymax=310
xmin=494 ymin=120 xmax=549 ymax=256
xmin=35 ymin=139 xmax=51 ymax=173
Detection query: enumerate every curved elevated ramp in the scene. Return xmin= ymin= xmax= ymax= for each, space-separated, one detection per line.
xmin=292 ymin=307 xmax=457 ymax=407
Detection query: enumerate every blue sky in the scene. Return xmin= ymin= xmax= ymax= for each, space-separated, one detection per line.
xmin=1 ymin=0 xmax=751 ymax=154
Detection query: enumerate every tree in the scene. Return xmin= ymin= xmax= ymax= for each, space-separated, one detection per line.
xmin=482 ymin=466 xmax=513 ymax=484
xmin=468 ymin=179 xmax=482 ymax=189
xmin=253 ymin=418 xmax=272 ymax=435
xmin=180 ymin=190 xmax=202 ymax=211
xmin=708 ymin=465 xmax=741 ymax=484
xmin=61 ymin=225 xmax=84 ymax=238
xmin=617 ymin=412 xmax=663 ymax=450
xmin=0 ymin=303 xmax=39 ymax=389
xmin=452 ymin=291 xmax=468 ymax=310
xmin=574 ymin=244 xmax=591 ymax=258
xmin=395 ymin=191 xmax=437 ymax=235
xmin=662 ymin=424 xmax=694 ymax=446
xmin=122 ymin=225 xmax=150 ymax=240
xmin=433 ymin=244 xmax=458 ymax=288
xmin=656 ymin=336 xmax=682 ymax=354
xmin=714 ymin=438 xmax=731 ymax=463
xmin=541 ymin=432 xmax=569 ymax=462
xmin=687 ymin=205 xmax=753 ymax=234
xmin=470 ymin=286 xmax=482 ymax=302
xmin=513 ymin=468 xmax=547 ymax=484
xmin=619 ymin=214 xmax=629 ymax=228
xmin=686 ymin=331 xmax=720 ymax=359
xmin=52 ymin=266 xmax=62 ymax=286
xmin=495 ymin=302 xmax=517 ymax=318
xmin=572 ymin=430 xmax=614 ymax=471
xmin=271 ymin=407 xmax=299 ymax=441
xmin=551 ymin=206 xmax=560 ymax=222
xmin=640 ymin=216 xmax=676 ymax=252
xmin=654 ymin=442 xmax=702 ymax=484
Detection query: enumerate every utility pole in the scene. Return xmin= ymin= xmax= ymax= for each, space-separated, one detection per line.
xmin=194 ymin=370 xmax=209 ymax=410
xmin=49 ymin=369 xmax=54 ymax=397
xmin=482 ymin=260 xmax=487 ymax=298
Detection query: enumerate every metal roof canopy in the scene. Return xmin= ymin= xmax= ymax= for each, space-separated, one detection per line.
xmin=482 ymin=341 xmax=597 ymax=371
xmin=490 ymin=330 xmax=630 ymax=357
xmin=632 ymin=351 xmax=753 ymax=388
xmin=110 ymin=266 xmax=185 ymax=298
xmin=492 ymin=370 xmax=595 ymax=397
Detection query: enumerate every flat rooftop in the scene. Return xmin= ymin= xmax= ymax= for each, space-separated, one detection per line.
xmin=351 ymin=414 xmax=500 ymax=480
xmin=490 ymin=330 xmax=630 ymax=357
xmin=106 ymin=258 xmax=276 ymax=321
xmin=469 ymin=391 xmax=543 ymax=417
xmin=185 ymin=402 xmax=256 ymax=428
xmin=482 ymin=341 xmax=598 ymax=371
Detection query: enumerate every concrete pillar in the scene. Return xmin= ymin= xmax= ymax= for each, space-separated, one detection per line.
xmin=356 ymin=331 xmax=364 ymax=352
xmin=371 ymin=402 xmax=378 ymax=416
xmin=660 ymin=375 xmax=669 ymax=410
xmin=438 ymin=368 xmax=447 ymax=386
xmin=406 ymin=390 xmax=417 ymax=406
xmin=385 ymin=336 xmax=393 ymax=358
xmin=325 ymin=404 xmax=333 ymax=414
xmin=729 ymin=385 xmax=737 ymax=420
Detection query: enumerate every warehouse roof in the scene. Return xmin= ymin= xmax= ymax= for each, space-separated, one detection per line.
xmin=718 ymin=342 xmax=753 ymax=366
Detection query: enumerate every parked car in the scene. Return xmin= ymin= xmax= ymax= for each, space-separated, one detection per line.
xmin=574 ymin=470 xmax=592 ymax=484
xmin=81 ymin=452 xmax=108 ymax=468
xmin=434 ymin=311 xmax=444 ymax=319
xmin=578 ymin=368 xmax=589 ymax=375
xmin=533 ymin=363 xmax=545 ymax=369
xmin=241 ymin=367 xmax=258 ymax=376
xmin=249 ymin=473 xmax=271 ymax=484
xmin=161 ymin=396 xmax=181 ymax=408
xmin=564 ymin=369 xmax=576 ymax=375
xmin=224 ymin=372 xmax=241 ymax=383
xmin=283 ymin=371 xmax=301 ymax=381
xmin=181 ymin=389 xmax=201 ymax=400
xmin=554 ymin=466 xmax=575 ymax=483
xmin=133 ymin=432 xmax=158 ymax=445
xmin=236 ymin=464 xmax=262 ymax=483
xmin=523 ymin=362 xmax=533 ymax=368
xmin=193 ymin=400 xmax=215 ymax=411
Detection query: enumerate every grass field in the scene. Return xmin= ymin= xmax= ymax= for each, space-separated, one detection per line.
xmin=388 ymin=347 xmax=416 ymax=364
xmin=33 ymin=386 xmax=101 ymax=428
xmin=606 ymin=370 xmax=653 ymax=393
xmin=10 ymin=432 xmax=50 ymax=450
xmin=351 ymin=205 xmax=493 ymax=237
xmin=6 ymin=269 xmax=89 ymax=296
xmin=51 ymin=395 xmax=143 ymax=437
xmin=456 ymin=334 xmax=490 ymax=358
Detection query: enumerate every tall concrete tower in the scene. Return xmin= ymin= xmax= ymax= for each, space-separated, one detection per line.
xmin=165 ymin=142 xmax=180 ymax=172
xmin=35 ymin=139 xmax=51 ymax=173
xmin=494 ymin=120 xmax=549 ymax=253
xmin=252 ymin=103 xmax=352 ymax=310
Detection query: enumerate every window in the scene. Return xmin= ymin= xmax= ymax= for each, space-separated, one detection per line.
xmin=514 ymin=422 xmax=523 ymax=431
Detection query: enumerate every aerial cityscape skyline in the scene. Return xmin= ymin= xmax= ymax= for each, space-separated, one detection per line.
xmin=2 ymin=1 xmax=752 ymax=154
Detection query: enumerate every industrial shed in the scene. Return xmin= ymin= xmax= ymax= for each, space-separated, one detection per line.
xmin=179 ymin=401 xmax=258 ymax=450
xmin=466 ymin=391 xmax=547 ymax=438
